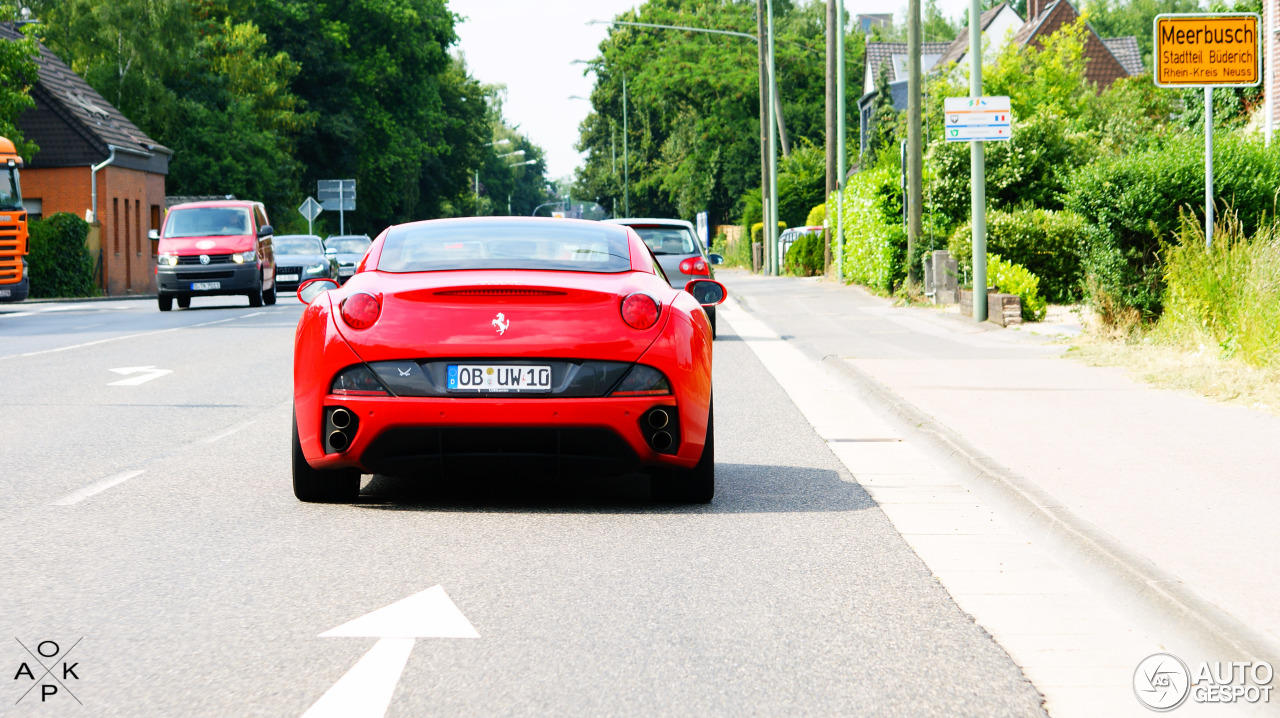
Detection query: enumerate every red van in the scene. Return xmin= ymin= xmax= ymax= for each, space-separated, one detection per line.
xmin=152 ymin=200 xmax=277 ymax=311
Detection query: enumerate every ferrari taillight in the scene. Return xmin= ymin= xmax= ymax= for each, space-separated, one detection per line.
xmin=340 ymin=292 xmax=381 ymax=330
xmin=679 ymin=257 xmax=710 ymax=276
xmin=620 ymin=293 xmax=660 ymax=330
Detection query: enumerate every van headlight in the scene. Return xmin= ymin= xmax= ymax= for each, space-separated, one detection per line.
xmin=159 ymin=253 xmax=178 ymax=267
xmin=241 ymin=250 xmax=256 ymax=263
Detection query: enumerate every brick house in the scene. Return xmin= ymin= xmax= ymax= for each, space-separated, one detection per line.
xmin=1 ymin=24 xmax=171 ymax=296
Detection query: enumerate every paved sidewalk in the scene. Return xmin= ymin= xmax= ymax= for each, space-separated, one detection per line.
xmin=719 ymin=270 xmax=1280 ymax=656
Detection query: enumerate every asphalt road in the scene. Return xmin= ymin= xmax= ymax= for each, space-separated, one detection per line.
xmin=0 ymin=293 xmax=1045 ymax=716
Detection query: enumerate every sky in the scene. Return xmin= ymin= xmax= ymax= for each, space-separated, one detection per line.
xmin=451 ymin=0 xmax=973 ymax=180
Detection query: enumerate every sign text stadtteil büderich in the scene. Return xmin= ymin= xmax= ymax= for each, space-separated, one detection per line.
xmin=1154 ymin=13 xmax=1261 ymax=87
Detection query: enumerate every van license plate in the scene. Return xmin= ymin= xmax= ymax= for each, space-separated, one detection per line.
xmin=191 ymin=282 xmax=221 ymax=291
xmin=447 ymin=365 xmax=552 ymax=392
xmin=0 ymin=289 xmax=10 ymax=297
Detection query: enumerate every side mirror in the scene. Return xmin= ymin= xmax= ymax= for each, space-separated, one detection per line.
xmin=324 ymin=247 xmax=338 ymax=257
xmin=298 ymin=278 xmax=338 ymax=305
xmin=148 ymin=229 xmax=160 ymax=241
xmin=708 ymin=253 xmax=724 ymax=265
xmin=257 ymin=224 xmax=274 ymax=237
xmin=684 ymin=279 xmax=727 ymax=306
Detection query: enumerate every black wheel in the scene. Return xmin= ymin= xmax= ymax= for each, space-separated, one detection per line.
xmin=248 ymin=275 xmax=264 ymax=307
xmin=292 ymin=411 xmax=360 ymax=503
xmin=177 ymin=295 xmax=191 ymax=309
xmin=158 ymin=294 xmax=173 ymax=312
xmin=652 ymin=404 xmax=714 ymax=504
xmin=263 ymin=283 xmax=277 ymax=305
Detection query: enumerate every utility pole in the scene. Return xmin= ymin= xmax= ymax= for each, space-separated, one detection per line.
xmin=907 ymin=0 xmax=923 ymax=284
xmin=969 ymin=0 xmax=987 ymax=321
xmin=622 ymin=73 xmax=630 ymax=219
xmin=825 ymin=0 xmax=837 ymax=275
xmin=767 ymin=0 xmax=780 ymax=276
xmin=757 ymin=0 xmax=770 ymax=274
xmin=474 ymin=170 xmax=480 ymax=217
xmin=836 ymin=0 xmax=846 ymax=284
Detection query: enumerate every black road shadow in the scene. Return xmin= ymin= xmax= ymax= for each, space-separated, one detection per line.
xmin=355 ymin=462 xmax=874 ymax=515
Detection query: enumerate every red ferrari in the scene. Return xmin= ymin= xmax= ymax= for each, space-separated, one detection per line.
xmin=292 ymin=217 xmax=726 ymax=504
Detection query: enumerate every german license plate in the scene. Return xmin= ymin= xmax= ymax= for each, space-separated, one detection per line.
xmin=447 ymin=365 xmax=552 ymax=392
xmin=0 ymin=289 xmax=9 ymax=297
xmin=191 ymin=282 xmax=220 ymax=290
xmin=339 ymin=267 xmax=355 ymax=276
xmin=278 ymin=274 xmax=299 ymax=282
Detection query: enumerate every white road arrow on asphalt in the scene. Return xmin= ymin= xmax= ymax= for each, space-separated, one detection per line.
xmin=107 ymin=366 xmax=172 ymax=386
xmin=302 ymin=585 xmax=479 ymax=718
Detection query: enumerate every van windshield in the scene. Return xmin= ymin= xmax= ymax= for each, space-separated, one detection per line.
xmin=164 ymin=207 xmax=252 ymax=238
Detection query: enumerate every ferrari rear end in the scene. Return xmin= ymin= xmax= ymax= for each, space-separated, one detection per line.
xmin=292 ymin=217 xmax=725 ymax=504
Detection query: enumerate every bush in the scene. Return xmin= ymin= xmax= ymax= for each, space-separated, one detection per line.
xmin=988 ymin=254 xmax=1048 ymax=322
xmin=838 ymin=165 xmax=906 ymax=293
xmin=784 ymin=231 xmax=824 ymax=276
xmin=1063 ymin=133 xmax=1280 ymax=321
xmin=947 ymin=208 xmax=1087 ymax=303
xmin=1155 ymin=211 xmax=1280 ymax=368
xmin=27 ymin=213 xmax=95 ymax=298
xmin=805 ymin=203 xmax=826 ymax=227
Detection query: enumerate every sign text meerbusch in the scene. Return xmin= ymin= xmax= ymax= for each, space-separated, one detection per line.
xmin=1154 ymin=13 xmax=1260 ymax=249
xmin=1156 ymin=15 xmax=1259 ymax=86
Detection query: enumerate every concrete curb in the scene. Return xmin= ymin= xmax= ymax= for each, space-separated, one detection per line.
xmin=773 ymin=330 xmax=1280 ymax=713
xmin=23 ymin=294 xmax=155 ymax=304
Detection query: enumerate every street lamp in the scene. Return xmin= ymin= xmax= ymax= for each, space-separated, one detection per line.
xmin=570 ymin=62 xmax=628 ymax=218
xmin=497 ymin=150 xmax=525 ymax=159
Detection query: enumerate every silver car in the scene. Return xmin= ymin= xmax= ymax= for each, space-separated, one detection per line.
xmin=604 ymin=218 xmax=724 ymax=336
xmin=323 ymin=234 xmax=372 ymax=284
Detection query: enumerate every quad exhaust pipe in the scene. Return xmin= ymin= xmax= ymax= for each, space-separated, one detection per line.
xmin=641 ymin=407 xmax=678 ymax=455
xmin=325 ymin=407 xmax=358 ymax=453
xmin=647 ymin=408 xmax=670 ymax=429
xmin=650 ymin=431 xmax=673 ymax=452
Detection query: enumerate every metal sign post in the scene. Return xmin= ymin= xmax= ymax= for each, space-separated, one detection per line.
xmin=298 ymin=197 xmax=322 ymax=236
xmin=1154 ymin=13 xmax=1260 ymax=248
xmin=943 ymin=93 xmax=1011 ymax=322
xmin=317 ymin=179 xmax=356 ymax=235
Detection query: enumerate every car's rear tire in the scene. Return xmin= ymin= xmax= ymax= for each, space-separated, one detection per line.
xmin=292 ymin=411 xmax=360 ymax=503
xmin=651 ymin=404 xmax=714 ymax=504
xmin=706 ymin=306 xmax=717 ymax=339
xmin=177 ymin=295 xmax=190 ymax=309
xmin=248 ymin=276 xmax=264 ymax=308
xmin=263 ymin=282 xmax=276 ymax=305
xmin=158 ymin=294 xmax=173 ymax=312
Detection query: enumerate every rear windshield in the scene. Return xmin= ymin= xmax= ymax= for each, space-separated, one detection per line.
xmin=326 ymin=236 xmax=371 ymax=254
xmin=164 ymin=207 xmax=252 ymax=238
xmin=632 ymin=226 xmax=697 ymax=255
xmin=378 ymin=221 xmax=632 ymax=273
xmin=274 ymin=236 xmax=323 ymax=255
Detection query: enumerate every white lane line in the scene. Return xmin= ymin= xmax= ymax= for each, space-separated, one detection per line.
xmin=1 ymin=310 xmax=274 ymax=361
xmin=300 ymin=638 xmax=415 ymax=718
xmin=202 ymin=419 xmax=256 ymax=444
xmin=0 ymin=311 xmax=36 ymax=319
xmin=53 ymin=470 xmax=146 ymax=506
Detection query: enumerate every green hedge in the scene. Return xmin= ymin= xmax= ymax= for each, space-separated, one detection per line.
xmin=988 ymin=254 xmax=1048 ymax=322
xmin=947 ymin=208 xmax=1087 ymax=304
xmin=28 ymin=213 xmax=96 ymax=298
xmin=838 ymin=165 xmax=905 ymax=293
xmin=784 ymin=231 xmax=823 ymax=276
xmin=1063 ymin=133 xmax=1280 ymax=320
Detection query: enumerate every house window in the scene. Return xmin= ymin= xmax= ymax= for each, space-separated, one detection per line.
xmin=113 ymin=197 xmax=119 ymax=253
xmin=124 ymin=199 xmax=131 ymax=254
xmin=151 ymin=204 xmax=161 ymax=256
xmin=135 ymin=200 xmax=141 ymax=255
xmin=23 ymin=198 xmax=42 ymax=221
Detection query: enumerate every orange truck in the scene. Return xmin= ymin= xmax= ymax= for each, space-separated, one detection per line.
xmin=0 ymin=136 xmax=29 ymax=303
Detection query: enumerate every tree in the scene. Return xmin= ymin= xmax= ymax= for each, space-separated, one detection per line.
xmin=0 ymin=8 xmax=40 ymax=157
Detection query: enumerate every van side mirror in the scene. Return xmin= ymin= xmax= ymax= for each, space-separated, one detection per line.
xmin=148 ymin=229 xmax=160 ymax=241
xmin=257 ymin=224 xmax=273 ymax=237
xmin=684 ymin=279 xmax=727 ymax=306
xmin=298 ymin=278 xmax=338 ymax=304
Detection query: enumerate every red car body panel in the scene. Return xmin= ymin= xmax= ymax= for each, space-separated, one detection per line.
xmin=293 ymin=217 xmax=717 ymax=477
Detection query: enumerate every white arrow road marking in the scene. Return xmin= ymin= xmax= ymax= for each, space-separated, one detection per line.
xmin=302 ymin=586 xmax=478 ymax=718
xmin=107 ymin=366 xmax=172 ymax=386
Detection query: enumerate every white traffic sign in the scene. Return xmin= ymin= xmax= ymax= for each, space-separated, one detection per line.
xmin=944 ymin=96 xmax=1012 ymax=142
xmin=303 ymin=585 xmax=478 ymax=718
xmin=107 ymin=366 xmax=172 ymax=386
xmin=299 ymin=197 xmax=322 ymax=222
